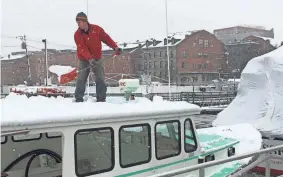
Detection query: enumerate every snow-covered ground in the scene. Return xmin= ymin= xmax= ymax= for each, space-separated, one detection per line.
xmin=213 ymin=47 xmax=283 ymax=137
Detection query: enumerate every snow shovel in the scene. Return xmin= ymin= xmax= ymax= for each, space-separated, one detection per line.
xmin=59 ymin=54 xmax=118 ymax=85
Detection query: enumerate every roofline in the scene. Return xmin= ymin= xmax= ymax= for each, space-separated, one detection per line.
xmin=1 ymin=108 xmax=201 ymax=132
xmin=213 ymin=26 xmax=272 ymax=32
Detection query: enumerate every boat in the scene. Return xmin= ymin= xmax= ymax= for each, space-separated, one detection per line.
xmin=1 ymin=79 xmax=261 ymax=177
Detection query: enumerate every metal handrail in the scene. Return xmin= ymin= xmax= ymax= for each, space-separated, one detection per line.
xmin=149 ymin=144 xmax=283 ymax=177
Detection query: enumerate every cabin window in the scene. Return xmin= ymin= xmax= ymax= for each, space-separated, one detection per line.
xmin=1 ymin=136 xmax=7 ymax=144
xmin=12 ymin=133 xmax=42 ymax=142
xmin=46 ymin=132 xmax=62 ymax=139
xmin=155 ymin=120 xmax=181 ymax=160
xmin=119 ymin=124 xmax=151 ymax=168
xmin=74 ymin=127 xmax=114 ymax=176
xmin=2 ymin=131 xmax=63 ymax=177
xmin=184 ymin=119 xmax=198 ymax=152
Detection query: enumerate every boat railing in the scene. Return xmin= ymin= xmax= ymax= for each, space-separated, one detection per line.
xmin=149 ymin=144 xmax=283 ymax=177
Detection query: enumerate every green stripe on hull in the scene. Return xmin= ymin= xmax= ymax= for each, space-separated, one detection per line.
xmin=211 ymin=163 xmax=242 ymax=177
xmin=116 ymin=141 xmax=240 ymax=177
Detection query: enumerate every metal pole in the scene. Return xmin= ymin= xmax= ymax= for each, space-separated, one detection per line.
xmin=42 ymin=39 xmax=48 ymax=86
xmin=24 ymin=36 xmax=32 ymax=82
xmin=265 ymin=153 xmax=271 ymax=177
xmin=86 ymin=0 xmax=88 ymax=16
xmin=165 ymin=0 xmax=171 ymax=100
xmin=86 ymin=0 xmax=90 ymax=97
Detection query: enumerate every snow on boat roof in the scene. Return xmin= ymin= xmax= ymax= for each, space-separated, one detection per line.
xmin=1 ymin=93 xmax=201 ymax=129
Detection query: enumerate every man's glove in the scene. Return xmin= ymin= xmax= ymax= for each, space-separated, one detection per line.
xmin=114 ymin=47 xmax=122 ymax=56
xmin=89 ymin=59 xmax=97 ymax=67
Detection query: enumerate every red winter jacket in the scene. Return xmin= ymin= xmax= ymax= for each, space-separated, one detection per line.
xmin=74 ymin=24 xmax=118 ymax=61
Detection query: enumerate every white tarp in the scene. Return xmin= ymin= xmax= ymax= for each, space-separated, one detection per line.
xmin=213 ymin=47 xmax=283 ymax=136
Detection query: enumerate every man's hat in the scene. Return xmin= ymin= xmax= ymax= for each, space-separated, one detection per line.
xmin=76 ymin=12 xmax=88 ymax=22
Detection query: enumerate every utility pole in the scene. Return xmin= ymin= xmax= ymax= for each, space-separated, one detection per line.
xmin=165 ymin=0 xmax=171 ymax=100
xmin=17 ymin=35 xmax=31 ymax=84
xmin=42 ymin=39 xmax=48 ymax=86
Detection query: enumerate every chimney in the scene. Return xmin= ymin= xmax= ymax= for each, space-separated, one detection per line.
xmin=164 ymin=38 xmax=167 ymax=46
xmin=146 ymin=40 xmax=150 ymax=48
xmin=153 ymin=39 xmax=157 ymax=46
xmin=123 ymin=43 xmax=127 ymax=47
xmin=171 ymin=38 xmax=175 ymax=45
xmin=8 ymin=54 xmax=10 ymax=59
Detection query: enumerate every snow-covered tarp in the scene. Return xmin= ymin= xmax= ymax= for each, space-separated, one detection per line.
xmin=213 ymin=47 xmax=283 ymax=136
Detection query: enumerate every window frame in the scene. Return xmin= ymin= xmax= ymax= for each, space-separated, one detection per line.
xmin=1 ymin=136 xmax=7 ymax=144
xmin=184 ymin=118 xmax=198 ymax=153
xmin=155 ymin=120 xmax=181 ymax=160
xmin=74 ymin=127 xmax=115 ymax=177
xmin=119 ymin=123 xmax=152 ymax=168
xmin=12 ymin=133 xmax=42 ymax=142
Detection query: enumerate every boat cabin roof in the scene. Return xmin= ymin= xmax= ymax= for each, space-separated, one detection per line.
xmin=1 ymin=94 xmax=200 ymax=131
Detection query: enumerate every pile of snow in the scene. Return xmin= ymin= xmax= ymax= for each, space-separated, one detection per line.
xmin=198 ymin=124 xmax=262 ymax=164
xmin=213 ymin=47 xmax=283 ymax=136
xmin=1 ymin=93 xmax=200 ymax=127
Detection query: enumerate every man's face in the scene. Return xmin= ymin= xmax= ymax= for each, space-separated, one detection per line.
xmin=76 ymin=20 xmax=86 ymax=30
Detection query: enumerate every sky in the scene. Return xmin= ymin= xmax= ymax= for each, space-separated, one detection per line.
xmin=1 ymin=0 xmax=283 ymax=56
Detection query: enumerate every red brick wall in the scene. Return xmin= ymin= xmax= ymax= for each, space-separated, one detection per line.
xmin=1 ymin=51 xmax=134 ymax=85
xmin=176 ymin=30 xmax=227 ymax=73
xmin=243 ymin=36 xmax=275 ymax=53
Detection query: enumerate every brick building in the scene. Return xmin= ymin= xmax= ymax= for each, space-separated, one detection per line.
xmin=132 ymin=30 xmax=228 ymax=85
xmin=2 ymin=30 xmax=231 ymax=86
xmin=1 ymin=45 xmax=136 ymax=86
xmin=176 ymin=30 xmax=228 ymax=84
xmin=226 ymin=35 xmax=277 ymax=73
xmin=132 ymin=37 xmax=180 ymax=84
xmin=213 ymin=26 xmax=274 ymax=45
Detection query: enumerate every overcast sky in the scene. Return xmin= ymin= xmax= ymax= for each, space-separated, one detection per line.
xmin=1 ymin=0 xmax=283 ymax=56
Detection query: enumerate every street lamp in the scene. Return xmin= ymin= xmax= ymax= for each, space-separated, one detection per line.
xmin=42 ymin=39 xmax=48 ymax=86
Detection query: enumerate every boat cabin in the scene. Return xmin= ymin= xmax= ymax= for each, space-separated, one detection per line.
xmin=1 ymin=96 xmax=238 ymax=177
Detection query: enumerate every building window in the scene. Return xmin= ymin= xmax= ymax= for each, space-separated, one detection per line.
xmin=155 ymin=120 xmax=181 ymax=160
xmin=160 ymin=61 xmax=163 ymax=68
xmin=184 ymin=119 xmax=197 ymax=153
xmin=153 ymin=52 xmax=156 ymax=58
xmin=203 ymin=53 xmax=208 ymax=58
xmin=182 ymin=51 xmax=187 ymax=58
xmin=199 ymin=39 xmax=203 ymax=45
xmin=149 ymin=62 xmax=152 ymax=68
xmin=202 ymin=75 xmax=206 ymax=81
xmin=144 ymin=62 xmax=147 ymax=70
xmin=198 ymin=53 xmax=202 ymax=57
xmin=165 ymin=61 xmax=168 ymax=68
xmin=143 ymin=53 xmax=147 ymax=59
xmin=165 ymin=51 xmax=167 ymax=57
xmin=182 ymin=62 xmax=185 ymax=68
xmin=153 ymin=72 xmax=156 ymax=76
xmin=119 ymin=124 xmax=151 ymax=168
xmin=170 ymin=51 xmax=173 ymax=57
xmin=148 ymin=53 xmax=151 ymax=58
xmin=160 ymin=51 xmax=162 ymax=57
xmin=204 ymin=40 xmax=208 ymax=47
xmin=154 ymin=62 xmax=157 ymax=68
xmin=74 ymin=127 xmax=114 ymax=176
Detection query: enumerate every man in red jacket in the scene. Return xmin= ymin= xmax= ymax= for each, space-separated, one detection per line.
xmin=74 ymin=12 xmax=121 ymax=102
